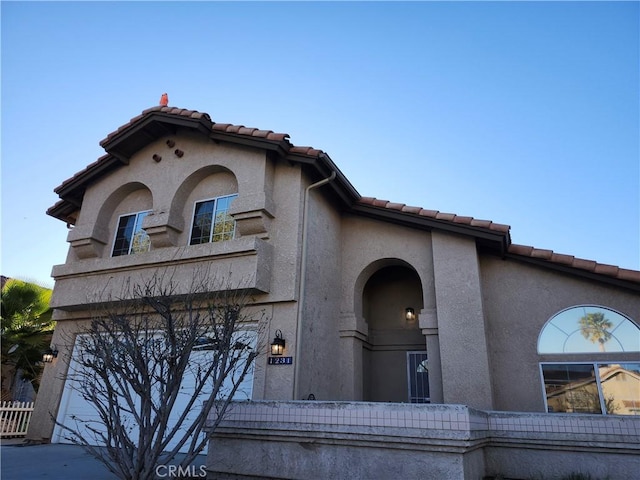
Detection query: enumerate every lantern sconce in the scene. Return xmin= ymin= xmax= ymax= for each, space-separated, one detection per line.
xmin=405 ymin=307 xmax=416 ymax=322
xmin=42 ymin=346 xmax=58 ymax=363
xmin=270 ymin=330 xmax=286 ymax=356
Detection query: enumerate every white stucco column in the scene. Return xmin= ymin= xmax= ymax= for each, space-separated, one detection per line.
xmin=431 ymin=231 xmax=494 ymax=410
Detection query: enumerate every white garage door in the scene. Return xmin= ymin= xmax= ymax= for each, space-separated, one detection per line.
xmin=53 ymin=331 xmax=255 ymax=453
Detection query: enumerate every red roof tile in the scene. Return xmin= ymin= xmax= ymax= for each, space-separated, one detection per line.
xmin=530 ymin=248 xmax=553 ymax=260
xmin=618 ymin=269 xmax=640 ymax=283
xmin=418 ymin=209 xmax=439 ymax=218
xmin=401 ymin=205 xmax=422 ymax=214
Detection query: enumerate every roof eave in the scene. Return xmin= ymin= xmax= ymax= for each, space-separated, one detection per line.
xmin=101 ymin=111 xmax=214 ymax=163
xmin=54 ymin=154 xmax=122 ymax=200
xmin=504 ymin=252 xmax=640 ymax=292
xmin=350 ymin=202 xmax=510 ymax=254
xmin=284 ymin=151 xmax=360 ymax=206
xmin=47 ymin=200 xmax=78 ymax=225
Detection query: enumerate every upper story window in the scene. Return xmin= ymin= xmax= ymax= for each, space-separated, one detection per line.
xmin=189 ymin=194 xmax=238 ymax=245
xmin=112 ymin=210 xmax=151 ymax=256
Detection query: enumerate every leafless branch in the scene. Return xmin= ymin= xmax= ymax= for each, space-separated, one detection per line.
xmin=53 ymin=269 xmax=266 ymax=480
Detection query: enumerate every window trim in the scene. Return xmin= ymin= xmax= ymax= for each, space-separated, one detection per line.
xmin=188 ymin=194 xmax=238 ymax=246
xmin=111 ymin=210 xmax=152 ymax=257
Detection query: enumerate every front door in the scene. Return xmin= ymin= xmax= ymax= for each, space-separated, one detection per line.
xmin=407 ymin=351 xmax=430 ymax=403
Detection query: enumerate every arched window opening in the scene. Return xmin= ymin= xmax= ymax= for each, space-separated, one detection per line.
xmin=538 ymin=305 xmax=639 ymax=354
xmin=538 ymin=306 xmax=640 ymax=415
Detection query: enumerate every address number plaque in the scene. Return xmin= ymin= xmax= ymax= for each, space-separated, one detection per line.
xmin=268 ymin=356 xmax=293 ymax=365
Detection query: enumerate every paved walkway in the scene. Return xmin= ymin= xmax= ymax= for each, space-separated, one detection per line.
xmin=0 ymin=441 xmax=206 ymax=480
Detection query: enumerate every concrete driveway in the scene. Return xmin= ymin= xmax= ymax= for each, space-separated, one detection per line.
xmin=0 ymin=441 xmax=206 ymax=480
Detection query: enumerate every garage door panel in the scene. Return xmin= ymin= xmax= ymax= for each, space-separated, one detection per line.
xmin=53 ymin=330 xmax=255 ymax=452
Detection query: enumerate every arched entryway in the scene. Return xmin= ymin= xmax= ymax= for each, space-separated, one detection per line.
xmin=362 ymin=264 xmax=425 ymax=403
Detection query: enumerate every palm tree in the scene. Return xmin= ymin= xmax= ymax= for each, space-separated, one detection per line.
xmin=1 ymin=279 xmax=54 ymax=396
xmin=578 ymin=312 xmax=613 ymax=352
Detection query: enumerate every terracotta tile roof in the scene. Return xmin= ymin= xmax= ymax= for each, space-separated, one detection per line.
xmin=100 ymin=106 xmax=316 ymax=150
xmin=55 ymin=153 xmax=116 ymax=194
xmin=55 ymin=106 xmax=326 ymax=196
xmin=358 ymin=197 xmax=511 ymax=233
xmin=49 ymin=106 xmax=639 ymax=288
xmin=100 ymin=107 xmax=212 ymax=146
xmin=358 ymin=197 xmax=638 ymax=285
xmin=507 ymin=244 xmax=640 ymax=283
xmin=211 ymin=123 xmax=290 ymax=142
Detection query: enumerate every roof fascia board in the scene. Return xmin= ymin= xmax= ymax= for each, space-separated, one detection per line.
xmin=208 ymin=131 xmax=290 ymax=157
xmin=47 ymin=202 xmax=77 ymax=224
xmin=504 ymin=253 xmax=640 ymax=292
xmin=54 ymin=155 xmax=122 ymax=199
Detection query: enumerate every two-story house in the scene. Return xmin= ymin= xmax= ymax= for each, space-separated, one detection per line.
xmin=30 ymin=105 xmax=640 ymax=479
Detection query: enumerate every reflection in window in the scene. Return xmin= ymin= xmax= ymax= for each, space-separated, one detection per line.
xmin=600 ymin=364 xmax=640 ymax=415
xmin=189 ymin=195 xmax=237 ymax=245
xmin=541 ymin=363 xmax=640 ymax=415
xmin=538 ymin=306 xmax=640 ymax=354
xmin=112 ymin=211 xmax=151 ymax=256
xmin=541 ymin=364 xmax=601 ymax=414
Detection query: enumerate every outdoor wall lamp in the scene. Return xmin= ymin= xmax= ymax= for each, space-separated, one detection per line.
xmin=42 ymin=346 xmax=58 ymax=363
xmin=405 ymin=307 xmax=416 ymax=322
xmin=270 ymin=330 xmax=285 ymax=356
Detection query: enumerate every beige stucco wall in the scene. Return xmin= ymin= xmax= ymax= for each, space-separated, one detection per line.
xmin=337 ymin=215 xmax=437 ymax=401
xmin=33 ymin=129 xmax=314 ymax=441
xmin=479 ymin=255 xmax=640 ymax=413
xmin=295 ymin=185 xmax=343 ymax=400
xmin=432 ymin=231 xmax=494 ymax=410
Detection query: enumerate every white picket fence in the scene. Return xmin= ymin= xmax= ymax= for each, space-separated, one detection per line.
xmin=0 ymin=401 xmax=34 ymax=437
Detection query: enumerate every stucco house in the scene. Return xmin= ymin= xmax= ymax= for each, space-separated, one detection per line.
xmin=30 ymin=105 xmax=639 ymax=479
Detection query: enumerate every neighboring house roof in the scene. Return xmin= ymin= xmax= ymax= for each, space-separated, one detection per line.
xmin=46 ymin=105 xmax=640 ymax=291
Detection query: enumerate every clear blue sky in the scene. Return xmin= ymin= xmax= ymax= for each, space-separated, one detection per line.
xmin=2 ymin=1 xmax=639 ymax=288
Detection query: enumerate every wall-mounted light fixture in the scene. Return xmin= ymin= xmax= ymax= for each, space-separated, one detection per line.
xmin=405 ymin=307 xmax=416 ymax=322
xmin=42 ymin=346 xmax=58 ymax=363
xmin=270 ymin=330 xmax=285 ymax=356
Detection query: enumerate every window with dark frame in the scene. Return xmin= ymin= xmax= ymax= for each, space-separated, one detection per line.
xmin=189 ymin=194 xmax=238 ymax=245
xmin=112 ymin=211 xmax=151 ymax=256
